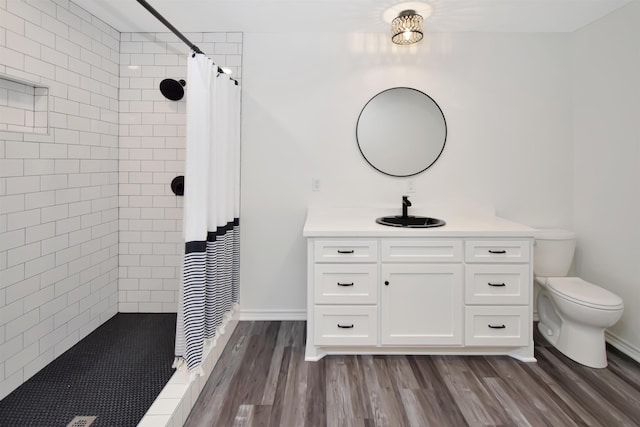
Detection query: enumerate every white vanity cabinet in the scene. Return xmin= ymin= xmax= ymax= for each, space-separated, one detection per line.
xmin=303 ymin=208 xmax=536 ymax=363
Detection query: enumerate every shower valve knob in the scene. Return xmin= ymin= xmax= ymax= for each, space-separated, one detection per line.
xmin=171 ymin=175 xmax=184 ymax=196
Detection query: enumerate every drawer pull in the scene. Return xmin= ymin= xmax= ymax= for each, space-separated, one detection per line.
xmin=488 ymin=282 xmax=506 ymax=287
xmin=337 ymin=282 xmax=354 ymax=287
xmin=488 ymin=250 xmax=506 ymax=254
xmin=337 ymin=324 xmax=354 ymax=329
xmin=337 ymin=250 xmax=355 ymax=254
xmin=488 ymin=324 xmax=506 ymax=329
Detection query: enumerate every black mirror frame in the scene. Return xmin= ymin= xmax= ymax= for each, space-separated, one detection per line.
xmin=356 ymin=87 xmax=447 ymax=178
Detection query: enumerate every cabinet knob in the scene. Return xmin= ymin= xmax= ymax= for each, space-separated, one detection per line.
xmin=384 ymin=281 xmax=389 ymax=286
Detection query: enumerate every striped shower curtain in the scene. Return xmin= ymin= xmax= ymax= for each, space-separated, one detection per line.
xmin=174 ymin=52 xmax=241 ymax=375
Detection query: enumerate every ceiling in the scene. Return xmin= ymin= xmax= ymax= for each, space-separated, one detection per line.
xmin=72 ymin=0 xmax=633 ymax=34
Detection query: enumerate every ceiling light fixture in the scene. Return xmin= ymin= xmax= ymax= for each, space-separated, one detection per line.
xmin=391 ymin=9 xmax=424 ymax=45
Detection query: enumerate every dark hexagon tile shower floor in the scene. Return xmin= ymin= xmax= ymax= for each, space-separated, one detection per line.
xmin=0 ymin=313 xmax=176 ymax=427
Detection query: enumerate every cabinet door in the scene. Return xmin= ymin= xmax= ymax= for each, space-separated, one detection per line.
xmin=381 ymin=264 xmax=463 ymax=345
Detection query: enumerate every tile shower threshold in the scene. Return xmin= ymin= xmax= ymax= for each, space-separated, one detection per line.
xmin=137 ymin=309 xmax=240 ymax=427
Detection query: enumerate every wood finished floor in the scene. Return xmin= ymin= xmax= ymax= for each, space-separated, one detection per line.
xmin=185 ymin=321 xmax=640 ymax=427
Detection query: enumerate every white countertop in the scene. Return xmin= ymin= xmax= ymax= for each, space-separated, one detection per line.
xmin=303 ymin=207 xmax=536 ymax=238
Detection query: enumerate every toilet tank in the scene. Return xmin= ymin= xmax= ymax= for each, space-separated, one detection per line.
xmin=534 ymin=229 xmax=576 ymax=277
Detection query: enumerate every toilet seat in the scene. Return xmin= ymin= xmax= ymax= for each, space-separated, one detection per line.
xmin=546 ymin=277 xmax=624 ymax=310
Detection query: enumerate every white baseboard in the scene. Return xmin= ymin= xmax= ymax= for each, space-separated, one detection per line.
xmin=239 ymin=309 xmax=307 ymax=321
xmin=605 ymin=330 xmax=640 ymax=364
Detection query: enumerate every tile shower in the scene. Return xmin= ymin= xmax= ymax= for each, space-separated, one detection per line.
xmin=0 ymin=0 xmax=242 ymax=403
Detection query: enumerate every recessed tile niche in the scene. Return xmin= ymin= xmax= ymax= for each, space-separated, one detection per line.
xmin=0 ymin=75 xmax=49 ymax=134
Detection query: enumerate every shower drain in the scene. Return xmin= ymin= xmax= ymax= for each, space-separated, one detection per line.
xmin=66 ymin=416 xmax=97 ymax=427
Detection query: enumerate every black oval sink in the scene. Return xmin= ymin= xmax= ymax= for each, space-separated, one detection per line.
xmin=376 ymin=215 xmax=446 ymax=228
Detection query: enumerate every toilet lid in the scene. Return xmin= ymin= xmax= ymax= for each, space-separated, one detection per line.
xmin=546 ymin=277 xmax=623 ymax=309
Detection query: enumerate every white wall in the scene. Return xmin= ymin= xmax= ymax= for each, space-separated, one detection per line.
xmin=240 ymin=31 xmax=573 ymax=317
xmin=118 ymin=32 xmax=242 ymax=312
xmin=572 ymin=0 xmax=640 ymax=358
xmin=0 ymin=0 xmax=119 ymax=398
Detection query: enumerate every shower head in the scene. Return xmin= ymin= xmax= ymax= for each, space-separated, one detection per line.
xmin=160 ymin=78 xmax=186 ymax=101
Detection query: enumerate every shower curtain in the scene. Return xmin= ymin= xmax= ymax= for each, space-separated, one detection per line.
xmin=174 ymin=52 xmax=241 ymax=375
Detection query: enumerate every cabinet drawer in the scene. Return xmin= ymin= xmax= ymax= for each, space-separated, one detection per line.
xmin=314 ymin=305 xmax=377 ymax=346
xmin=382 ymin=240 xmax=462 ymax=263
xmin=314 ymin=240 xmax=378 ymax=263
xmin=314 ymin=264 xmax=377 ymax=304
xmin=465 ymin=240 xmax=530 ymax=263
xmin=465 ymin=264 xmax=530 ymax=305
xmin=465 ymin=306 xmax=529 ymax=346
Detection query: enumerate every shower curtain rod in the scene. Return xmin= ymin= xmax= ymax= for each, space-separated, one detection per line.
xmin=135 ymin=0 xmax=238 ymax=85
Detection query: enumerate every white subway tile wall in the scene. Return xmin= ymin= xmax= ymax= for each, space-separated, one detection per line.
xmin=0 ymin=0 xmax=119 ymax=399
xmin=118 ymin=32 xmax=242 ymax=313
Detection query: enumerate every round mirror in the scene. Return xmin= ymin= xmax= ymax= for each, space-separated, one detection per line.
xmin=356 ymin=87 xmax=447 ymax=177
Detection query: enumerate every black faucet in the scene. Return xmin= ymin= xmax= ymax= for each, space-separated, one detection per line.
xmin=402 ymin=195 xmax=412 ymax=218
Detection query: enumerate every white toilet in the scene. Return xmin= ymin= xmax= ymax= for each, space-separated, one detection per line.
xmin=534 ymin=229 xmax=623 ymax=368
